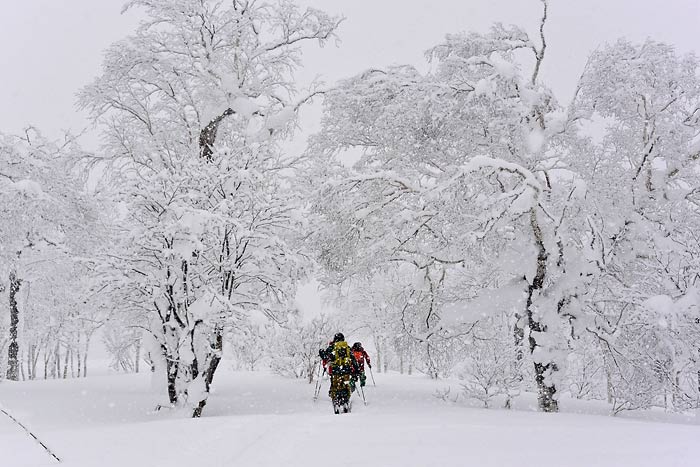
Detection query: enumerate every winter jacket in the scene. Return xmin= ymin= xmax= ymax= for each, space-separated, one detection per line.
xmin=352 ymin=349 xmax=371 ymax=372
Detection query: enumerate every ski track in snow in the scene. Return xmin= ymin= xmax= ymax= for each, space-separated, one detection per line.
xmin=0 ymin=368 xmax=698 ymax=467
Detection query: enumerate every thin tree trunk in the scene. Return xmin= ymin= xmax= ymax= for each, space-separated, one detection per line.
xmin=54 ymin=343 xmax=60 ymax=379
xmin=32 ymin=343 xmax=40 ymax=380
xmin=27 ymin=347 xmax=33 ymax=380
xmin=373 ymin=335 xmax=382 ymax=374
xmin=604 ymin=351 xmax=613 ymax=404
xmin=20 ymin=351 xmax=26 ymax=381
xmin=83 ymin=333 xmax=92 ymax=378
xmin=63 ymin=347 xmax=70 ymax=379
xmin=77 ymin=345 xmax=82 ymax=378
xmin=70 ymin=346 xmax=75 ymax=378
xmin=135 ymin=338 xmax=141 ymax=374
xmin=672 ymin=372 xmax=680 ymax=410
xmin=426 ymin=343 xmax=439 ymax=379
xmin=307 ymin=357 xmax=315 ymax=384
xmin=6 ymin=271 xmax=22 ymax=381
xmin=513 ymin=313 xmax=525 ymax=361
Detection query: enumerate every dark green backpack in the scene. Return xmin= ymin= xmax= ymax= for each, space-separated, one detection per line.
xmin=331 ymin=341 xmax=353 ymax=375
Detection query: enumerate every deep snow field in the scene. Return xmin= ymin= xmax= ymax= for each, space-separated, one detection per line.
xmin=1 ymin=365 xmax=698 ymax=467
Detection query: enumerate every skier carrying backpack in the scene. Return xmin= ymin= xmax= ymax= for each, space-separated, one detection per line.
xmin=324 ymin=332 xmax=359 ymax=413
xmin=351 ymin=342 xmax=371 ymax=388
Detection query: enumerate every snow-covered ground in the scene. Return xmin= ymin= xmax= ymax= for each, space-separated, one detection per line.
xmin=1 ymin=367 xmax=698 ymax=467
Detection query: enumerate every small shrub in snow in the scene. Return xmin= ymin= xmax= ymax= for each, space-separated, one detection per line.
xmin=267 ymin=313 xmax=339 ymax=383
xmin=227 ymin=324 xmax=269 ymax=371
xmin=566 ymin=337 xmax=606 ymax=400
xmin=606 ymin=326 xmax=672 ymax=414
xmin=456 ymin=319 xmax=522 ymax=408
xmin=434 ymin=386 xmax=460 ymax=403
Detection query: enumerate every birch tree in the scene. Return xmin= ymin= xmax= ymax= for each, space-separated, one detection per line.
xmin=0 ymin=130 xmax=99 ymax=381
xmin=308 ymin=0 xmax=597 ymax=411
xmin=573 ymin=39 xmax=700 ymax=411
xmin=79 ymin=0 xmax=340 ymax=417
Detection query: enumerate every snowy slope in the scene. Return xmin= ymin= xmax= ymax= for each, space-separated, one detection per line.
xmin=0 ymin=368 xmax=698 ymax=467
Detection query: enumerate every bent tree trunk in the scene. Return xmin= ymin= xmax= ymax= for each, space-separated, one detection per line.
xmin=526 ymin=207 xmax=559 ymax=413
xmin=192 ymin=327 xmax=224 ymax=418
xmin=188 ymin=112 xmax=235 ymax=418
xmin=6 ymin=271 xmax=22 ymax=381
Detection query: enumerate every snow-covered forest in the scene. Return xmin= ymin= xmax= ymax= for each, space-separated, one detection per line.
xmin=1 ymin=0 xmax=700 ymax=466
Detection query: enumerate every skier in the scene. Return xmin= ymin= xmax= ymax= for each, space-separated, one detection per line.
xmin=351 ymin=342 xmax=372 ymax=389
xmin=324 ymin=332 xmax=358 ymax=414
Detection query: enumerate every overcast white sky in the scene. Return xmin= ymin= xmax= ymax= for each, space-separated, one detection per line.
xmin=1 ymin=0 xmax=698 ymax=140
xmin=0 ymin=0 xmax=698 ymax=322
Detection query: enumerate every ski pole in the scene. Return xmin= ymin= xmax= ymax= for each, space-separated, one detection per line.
xmin=359 ymin=382 xmax=367 ymax=406
xmin=313 ymin=362 xmax=323 ymax=401
xmin=314 ymin=366 xmax=328 ymax=401
xmin=369 ymin=366 xmax=376 ymax=386
xmin=0 ymin=406 xmax=61 ymax=463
